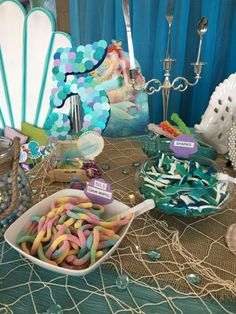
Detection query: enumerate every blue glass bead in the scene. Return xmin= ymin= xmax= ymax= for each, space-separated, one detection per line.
xmin=186 ymin=273 xmax=201 ymax=285
xmin=132 ymin=161 xmax=141 ymax=167
xmin=122 ymin=168 xmax=130 ymax=175
xmin=101 ymin=163 xmax=110 ymax=171
xmin=7 ymin=217 xmax=15 ymax=224
xmin=116 ymin=274 xmax=129 ymax=290
xmin=46 ymin=304 xmax=62 ymax=314
xmin=148 ymin=250 xmax=161 ymax=261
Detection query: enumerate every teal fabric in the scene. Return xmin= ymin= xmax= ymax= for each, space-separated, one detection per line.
xmin=0 ymin=241 xmax=235 ymax=313
xmin=69 ymin=0 xmax=236 ymax=126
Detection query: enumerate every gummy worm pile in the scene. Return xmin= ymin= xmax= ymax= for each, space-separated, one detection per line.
xmin=16 ymin=196 xmax=131 ymax=269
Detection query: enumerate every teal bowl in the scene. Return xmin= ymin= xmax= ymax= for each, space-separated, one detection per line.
xmin=135 ymin=154 xmax=233 ymax=218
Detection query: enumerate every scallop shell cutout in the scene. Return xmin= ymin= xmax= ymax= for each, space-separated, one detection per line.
xmin=225 ymin=223 xmax=236 ymax=256
xmin=0 ymin=0 xmax=72 ymax=130
xmin=77 ymin=131 xmax=105 ymax=160
xmin=209 ymin=73 xmax=236 ymax=107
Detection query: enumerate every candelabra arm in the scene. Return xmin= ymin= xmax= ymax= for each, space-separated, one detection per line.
xmin=128 ymin=69 xmax=162 ymax=95
xmin=172 ymin=76 xmax=200 ymax=92
xmin=144 ymin=79 xmax=162 ymax=95
xmin=172 ymin=61 xmax=205 ymax=91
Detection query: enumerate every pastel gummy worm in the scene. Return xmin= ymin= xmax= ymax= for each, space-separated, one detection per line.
xmin=77 ymin=224 xmax=94 ymax=231
xmin=41 ymin=216 xmax=59 ymax=242
xmin=77 ymin=229 xmax=87 ymax=247
xmin=86 ymin=233 xmax=93 ymax=250
xmin=71 ymin=242 xmax=79 ymax=250
xmin=91 ymin=228 xmax=100 ymax=264
xmin=31 ymin=229 xmax=46 ymax=255
xmin=38 ymin=244 xmax=58 ymax=266
xmin=51 ymin=240 xmax=70 ymax=259
xmin=58 ymin=214 xmax=67 ymax=224
xmin=82 ymin=230 xmax=91 ymax=237
xmin=21 ymin=221 xmax=33 ymax=234
xmin=66 ymin=211 xmax=99 ymax=225
xmin=63 ymin=217 xmax=75 ymax=227
xmin=99 ymin=234 xmax=118 ymax=241
xmin=20 ymin=242 xmax=31 ymax=255
xmin=67 ymin=250 xmax=103 ymax=266
xmin=16 ymin=235 xmax=35 ymax=245
xmin=97 ymin=237 xmax=119 ymax=249
xmin=91 ymin=204 xmax=104 ymax=215
xmin=77 ymin=244 xmax=87 ymax=258
xmin=56 ymin=249 xmax=79 ymax=265
xmin=46 ymin=234 xmax=81 ymax=259
xmin=37 ymin=216 xmax=46 ymax=233
xmin=60 ymin=261 xmax=89 ymax=270
xmin=95 ymin=226 xmax=115 ymax=237
xmin=74 ymin=220 xmax=83 ymax=229
xmin=66 ymin=209 xmax=100 ymax=222
xmin=56 ymin=196 xmax=89 ymax=206
xmin=99 ymin=215 xmax=131 ymax=229
xmin=31 ymin=215 xmax=42 ymax=223
xmin=27 ymin=222 xmax=37 ymax=235
xmin=66 ymin=251 xmax=91 ymax=266
xmin=77 ymin=202 xmax=93 ymax=209
xmin=66 ymin=204 xmax=101 ymax=221
xmin=56 ymin=218 xmax=76 ymax=237
xmin=16 ymin=235 xmax=35 ymax=244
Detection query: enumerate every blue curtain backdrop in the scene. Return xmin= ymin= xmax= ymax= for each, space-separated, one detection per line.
xmin=69 ymin=0 xmax=236 ymax=126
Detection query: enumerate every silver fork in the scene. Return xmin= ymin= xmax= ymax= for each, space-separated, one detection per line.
xmin=166 ymin=0 xmax=176 ymax=59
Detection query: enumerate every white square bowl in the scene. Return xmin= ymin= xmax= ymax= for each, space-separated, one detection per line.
xmin=4 ymin=189 xmax=133 ymax=276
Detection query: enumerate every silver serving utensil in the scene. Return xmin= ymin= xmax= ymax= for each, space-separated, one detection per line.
xmin=122 ymin=0 xmax=136 ymax=69
xmin=166 ymin=0 xmax=175 ymax=59
xmin=196 ymin=16 xmax=208 ymax=64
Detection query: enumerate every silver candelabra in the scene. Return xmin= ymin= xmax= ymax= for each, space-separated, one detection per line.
xmin=122 ymin=0 xmax=208 ymax=121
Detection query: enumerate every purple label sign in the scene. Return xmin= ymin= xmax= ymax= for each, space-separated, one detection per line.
xmin=84 ymin=178 xmax=113 ymax=205
xmin=170 ymin=134 xmax=198 ymax=158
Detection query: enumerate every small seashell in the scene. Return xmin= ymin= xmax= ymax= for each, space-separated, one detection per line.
xmin=225 ymin=223 xmax=236 ymax=256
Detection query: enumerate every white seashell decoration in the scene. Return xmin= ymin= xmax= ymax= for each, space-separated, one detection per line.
xmin=0 ymin=0 xmax=72 ymax=131
xmin=225 ymin=223 xmax=236 ymax=256
xmin=194 ymin=73 xmax=236 ymax=154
